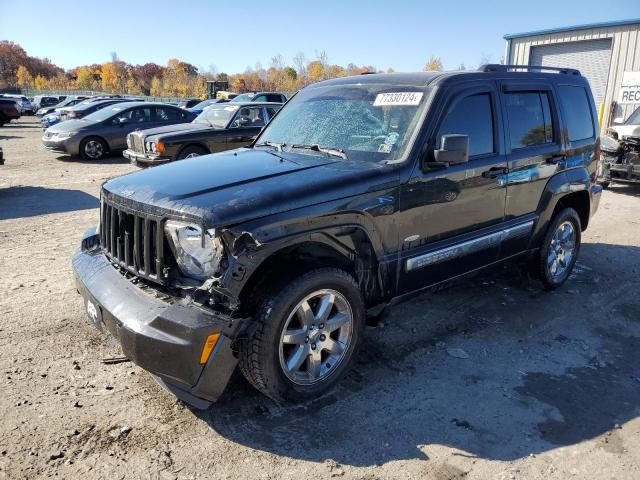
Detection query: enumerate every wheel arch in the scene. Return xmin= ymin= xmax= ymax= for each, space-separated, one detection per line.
xmin=176 ymin=142 xmax=210 ymax=159
xmin=229 ymin=226 xmax=385 ymax=314
xmin=530 ymin=168 xmax=592 ymax=248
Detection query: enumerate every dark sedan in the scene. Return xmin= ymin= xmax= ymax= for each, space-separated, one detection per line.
xmin=61 ymin=97 xmax=140 ymax=121
xmin=43 ymin=102 xmax=196 ymax=160
xmin=123 ymin=102 xmax=281 ymax=166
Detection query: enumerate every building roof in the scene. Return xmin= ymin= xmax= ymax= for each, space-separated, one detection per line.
xmin=504 ymin=18 xmax=640 ymax=40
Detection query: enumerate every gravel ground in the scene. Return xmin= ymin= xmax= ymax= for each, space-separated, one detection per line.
xmin=1 ymin=116 xmax=639 ymax=480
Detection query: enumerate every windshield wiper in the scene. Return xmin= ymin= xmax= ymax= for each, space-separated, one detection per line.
xmin=290 ymin=144 xmax=348 ymax=160
xmin=254 ymin=141 xmax=285 ymax=152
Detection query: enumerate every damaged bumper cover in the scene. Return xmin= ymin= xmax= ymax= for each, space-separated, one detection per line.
xmin=72 ymin=228 xmax=246 ymax=409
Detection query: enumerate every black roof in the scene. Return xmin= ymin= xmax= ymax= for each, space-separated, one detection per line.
xmin=313 ymin=66 xmax=587 ymax=90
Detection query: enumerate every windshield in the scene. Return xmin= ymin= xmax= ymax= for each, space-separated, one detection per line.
xmin=192 ymin=99 xmax=217 ymax=110
xmin=83 ymin=104 xmax=130 ymax=122
xmin=625 ymin=106 xmax=640 ymax=126
xmin=231 ymin=93 xmax=254 ymax=103
xmin=194 ymin=104 xmax=238 ymax=128
xmin=255 ymin=83 xmax=429 ymax=162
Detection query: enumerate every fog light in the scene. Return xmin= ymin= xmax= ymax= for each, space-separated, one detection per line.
xmin=200 ymin=333 xmax=221 ymax=365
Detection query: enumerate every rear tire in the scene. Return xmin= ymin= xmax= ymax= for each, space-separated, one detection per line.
xmin=238 ymin=268 xmax=364 ymax=403
xmin=80 ymin=136 xmax=108 ymax=160
xmin=177 ymin=145 xmax=207 ymax=160
xmin=536 ymin=207 xmax=581 ymax=290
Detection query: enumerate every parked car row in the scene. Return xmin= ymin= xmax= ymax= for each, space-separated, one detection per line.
xmin=40 ymin=90 xmax=287 ymax=161
xmin=1 ymin=94 xmax=33 ymax=114
xmin=123 ymin=102 xmax=282 ymax=165
xmin=43 ymin=102 xmax=196 ymax=159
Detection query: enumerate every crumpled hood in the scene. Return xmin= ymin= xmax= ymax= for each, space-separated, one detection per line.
xmin=103 ymin=148 xmax=395 ymax=227
xmin=139 ymin=122 xmax=213 ymax=139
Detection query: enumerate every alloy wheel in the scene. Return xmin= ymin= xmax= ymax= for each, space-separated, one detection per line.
xmin=84 ymin=140 xmax=104 ymax=159
xmin=547 ymin=221 xmax=576 ymax=280
xmin=278 ymin=289 xmax=353 ymax=385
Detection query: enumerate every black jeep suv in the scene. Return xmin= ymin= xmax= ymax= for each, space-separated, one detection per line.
xmin=73 ymin=65 xmax=602 ymax=408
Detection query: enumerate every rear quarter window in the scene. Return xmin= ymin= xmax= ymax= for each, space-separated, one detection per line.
xmin=558 ymin=85 xmax=594 ymax=142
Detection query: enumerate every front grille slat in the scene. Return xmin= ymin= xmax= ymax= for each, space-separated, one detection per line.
xmin=133 ymin=217 xmax=142 ymax=272
xmin=144 ymin=218 xmax=152 ymax=276
xmin=100 ymin=196 xmax=164 ymax=285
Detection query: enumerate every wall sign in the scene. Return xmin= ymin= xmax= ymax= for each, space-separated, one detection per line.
xmin=618 ymin=71 xmax=640 ymax=104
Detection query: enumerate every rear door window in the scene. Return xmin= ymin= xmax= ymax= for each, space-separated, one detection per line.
xmin=558 ymin=85 xmax=594 ymax=141
xmin=504 ymin=91 xmax=554 ymax=149
xmin=436 ymin=93 xmax=495 ymax=157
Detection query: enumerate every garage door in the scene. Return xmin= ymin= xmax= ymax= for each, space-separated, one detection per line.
xmin=530 ymin=39 xmax=612 ymax=105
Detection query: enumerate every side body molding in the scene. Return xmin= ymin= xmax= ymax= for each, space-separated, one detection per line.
xmin=406 ymin=220 xmax=534 ymax=271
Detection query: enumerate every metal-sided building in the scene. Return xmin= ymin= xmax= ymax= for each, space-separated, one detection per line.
xmin=504 ymin=19 xmax=640 ymax=132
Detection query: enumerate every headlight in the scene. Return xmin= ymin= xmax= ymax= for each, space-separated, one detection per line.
xmin=145 ymin=141 xmax=157 ymax=152
xmin=55 ymin=131 xmax=76 ymax=139
xmin=164 ymin=221 xmax=224 ymax=280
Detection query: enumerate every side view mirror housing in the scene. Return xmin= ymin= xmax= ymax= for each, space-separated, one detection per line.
xmin=612 ymin=117 xmax=624 ymax=126
xmin=426 ymin=134 xmax=469 ymax=168
xmin=118 ymin=117 xmax=129 ymax=126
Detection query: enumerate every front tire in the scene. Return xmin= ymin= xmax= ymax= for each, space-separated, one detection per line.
xmin=80 ymin=137 xmax=108 ymax=160
xmin=239 ymin=268 xmax=364 ymax=402
xmin=537 ymin=207 xmax=581 ymax=290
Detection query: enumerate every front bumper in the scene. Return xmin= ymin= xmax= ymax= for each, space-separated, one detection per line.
xmin=123 ymin=148 xmax=171 ymax=166
xmin=72 ymin=229 xmax=242 ymax=408
xmin=601 ymin=159 xmax=640 ymax=184
xmin=42 ymin=135 xmax=80 ymax=155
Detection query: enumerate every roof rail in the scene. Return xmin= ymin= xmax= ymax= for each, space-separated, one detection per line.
xmin=478 ymin=64 xmax=581 ymax=76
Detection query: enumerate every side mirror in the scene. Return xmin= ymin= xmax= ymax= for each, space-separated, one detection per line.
xmin=432 ymin=134 xmax=469 ymax=166
xmin=612 ymin=117 xmax=624 ymax=126
xmin=118 ymin=117 xmax=129 ymax=126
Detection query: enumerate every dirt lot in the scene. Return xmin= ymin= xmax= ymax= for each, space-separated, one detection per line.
xmin=1 ymin=116 xmax=639 ymax=480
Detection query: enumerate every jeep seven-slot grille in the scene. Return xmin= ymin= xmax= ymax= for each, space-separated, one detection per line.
xmin=100 ymin=198 xmax=165 ymax=284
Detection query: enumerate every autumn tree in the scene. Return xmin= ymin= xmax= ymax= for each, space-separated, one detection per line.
xmin=34 ymin=75 xmax=48 ymax=89
xmin=74 ymin=66 xmax=99 ymax=90
xmin=307 ymin=61 xmax=325 ymax=83
xmin=16 ymin=66 xmax=34 ymax=88
xmin=150 ymin=76 xmax=162 ymax=96
xmin=423 ymin=56 xmax=443 ymax=72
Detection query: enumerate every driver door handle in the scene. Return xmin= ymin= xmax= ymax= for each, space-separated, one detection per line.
xmin=482 ymin=167 xmax=508 ymax=178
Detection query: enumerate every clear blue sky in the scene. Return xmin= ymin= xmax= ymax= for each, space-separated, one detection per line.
xmin=1 ymin=0 xmax=637 ymax=73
